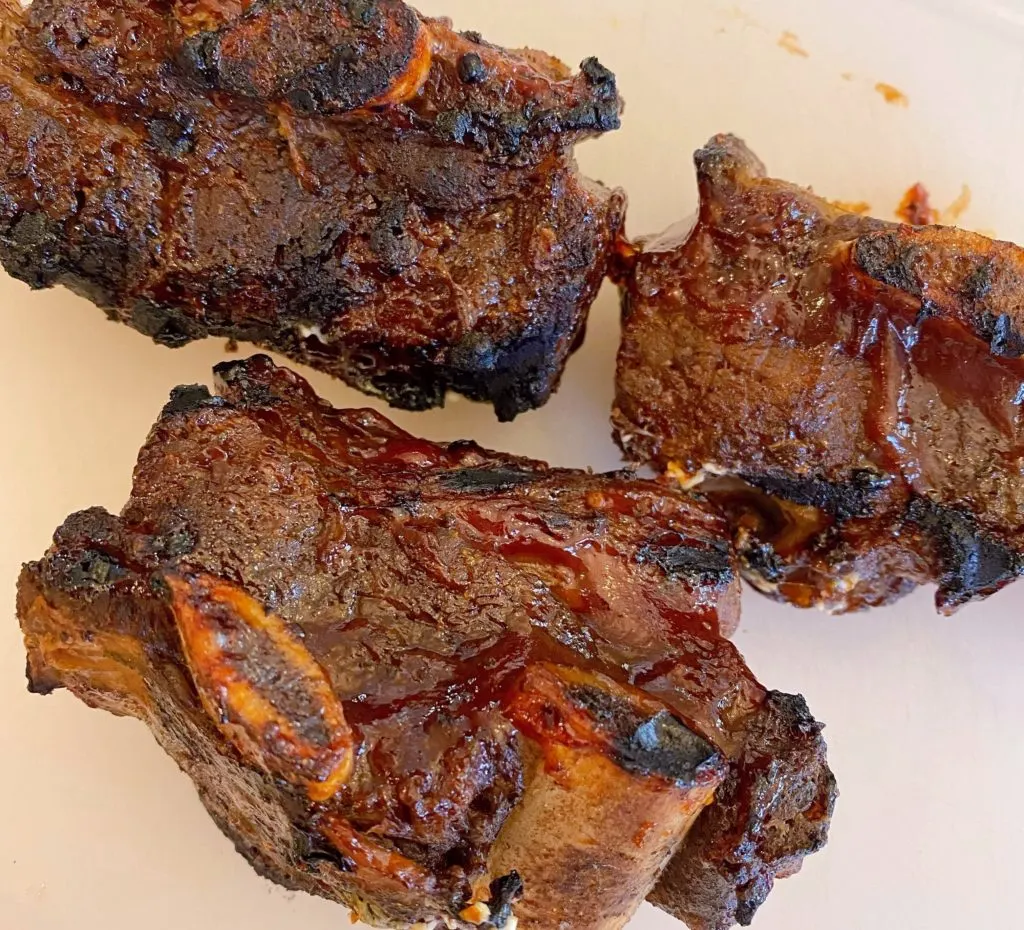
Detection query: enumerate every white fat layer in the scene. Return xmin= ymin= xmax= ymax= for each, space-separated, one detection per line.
xmin=296 ymin=323 xmax=328 ymax=342
xmin=679 ymin=470 xmax=707 ymax=491
xmin=835 ymin=572 xmax=861 ymax=595
xmin=741 ymin=569 xmax=780 ymax=597
xmin=667 ymin=462 xmax=732 ymax=490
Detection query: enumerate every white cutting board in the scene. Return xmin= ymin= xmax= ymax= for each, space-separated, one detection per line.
xmin=2 ymin=1 xmax=1023 ymax=928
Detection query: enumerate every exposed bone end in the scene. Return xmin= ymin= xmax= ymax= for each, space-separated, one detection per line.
xmin=17 ymin=550 xmax=155 ymax=719
xmin=166 ymin=573 xmax=356 ymax=802
xmin=490 ymin=665 xmax=726 ymax=930
xmin=177 ymin=0 xmax=430 ymax=115
xmin=487 ymin=745 xmax=720 ymax=930
xmin=367 ymin=20 xmax=433 ymax=108
xmin=20 ymin=591 xmax=153 ymax=718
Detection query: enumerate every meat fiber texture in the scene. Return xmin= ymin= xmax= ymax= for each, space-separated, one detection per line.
xmin=615 ymin=133 xmax=1024 ymax=614
xmin=18 ymin=356 xmax=835 ymax=930
xmin=0 ymin=0 xmax=625 ymax=420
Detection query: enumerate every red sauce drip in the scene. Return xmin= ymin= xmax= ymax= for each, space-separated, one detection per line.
xmin=897 ymin=183 xmax=938 ymax=226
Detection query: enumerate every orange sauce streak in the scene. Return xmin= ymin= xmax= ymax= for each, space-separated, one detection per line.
xmin=365 ymin=22 xmax=433 ymax=108
xmin=778 ymin=31 xmax=809 ymax=58
xmin=875 ymin=82 xmax=909 ymax=106
xmin=897 ymin=183 xmax=938 ymax=226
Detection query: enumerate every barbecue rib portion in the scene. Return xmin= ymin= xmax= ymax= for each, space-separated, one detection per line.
xmin=0 ymin=0 xmax=625 ymax=420
xmin=18 ymin=356 xmax=835 ymax=930
xmin=614 ymin=134 xmax=1024 ymax=614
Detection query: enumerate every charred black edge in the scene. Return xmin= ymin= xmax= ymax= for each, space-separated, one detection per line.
xmin=127 ymin=279 xmax=584 ymax=423
xmin=439 ymin=467 xmax=543 ymax=493
xmin=650 ymin=690 xmax=836 ymax=930
xmin=907 ymin=499 xmax=1023 ymax=609
xmin=25 ymin=653 xmax=61 ymax=696
xmin=62 ymin=548 xmax=127 ymax=589
xmin=568 ymin=685 xmax=723 ymax=784
xmin=212 ymin=355 xmax=284 ymax=407
xmin=735 ymin=536 xmax=786 ymax=587
xmin=131 ymin=300 xmax=206 ymax=348
xmin=27 ymin=512 xmax=128 ymax=595
xmin=726 ymin=484 xmax=1023 ymax=609
xmin=739 ymin=468 xmax=890 ymax=521
xmin=271 ymin=207 xmax=613 ymax=420
xmin=177 ymin=5 xmax=620 ymax=153
xmin=0 ymin=210 xmax=136 ymax=309
xmin=732 ymin=691 xmax=836 ymax=926
xmin=857 ymin=235 xmax=1024 ymax=359
xmin=295 ymin=830 xmax=355 ymax=873
xmin=430 ymin=56 xmax=621 ymax=158
xmin=161 ymin=384 xmax=225 ymax=417
xmin=448 ymin=314 xmax=585 ymax=422
xmin=854 ymin=232 xmax=923 ymax=297
xmin=485 ymin=872 xmax=524 ymax=929
xmin=636 ymin=537 xmax=734 ymax=587
xmin=354 ymin=311 xmax=584 ymax=421
xmin=105 ymin=288 xmax=578 ymax=423
xmin=976 ymin=310 xmax=1024 ymax=359
xmin=177 ymin=0 xmax=422 ymax=117
xmin=31 ymin=514 xmax=143 ymax=600
xmin=0 ymin=138 xmax=619 ymax=427
xmin=961 ymin=259 xmax=995 ymax=303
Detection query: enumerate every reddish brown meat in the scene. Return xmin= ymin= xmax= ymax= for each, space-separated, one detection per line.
xmin=614 ymin=134 xmax=1024 ymax=613
xmin=0 ymin=0 xmax=624 ymax=420
xmin=18 ymin=356 xmax=835 ymax=930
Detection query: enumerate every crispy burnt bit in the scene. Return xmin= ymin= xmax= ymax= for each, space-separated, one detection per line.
xmin=177 ymin=0 xmax=431 ymax=114
xmin=650 ymin=693 xmax=836 ymax=930
xmin=0 ymin=0 xmax=624 ymax=421
xmin=614 ymin=133 xmax=1024 ymax=613
xmin=18 ymin=356 xmax=835 ymax=930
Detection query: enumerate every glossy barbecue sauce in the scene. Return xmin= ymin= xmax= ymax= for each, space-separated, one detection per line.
xmin=112 ymin=359 xmax=777 ymax=908
xmin=159 ymin=359 xmax=761 ymax=787
xmin=618 ymin=136 xmax=1024 ymax=611
xmin=22 ymin=357 xmax=838 ymax=925
xmin=272 ymin=411 xmax=752 ymax=738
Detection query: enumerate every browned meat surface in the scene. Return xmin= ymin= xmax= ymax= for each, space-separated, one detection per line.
xmin=0 ymin=0 xmax=625 ymax=420
xmin=614 ymin=133 xmax=1024 ymax=614
xmin=18 ymin=356 xmax=835 ymax=930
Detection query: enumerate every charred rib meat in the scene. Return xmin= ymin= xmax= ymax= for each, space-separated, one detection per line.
xmin=18 ymin=356 xmax=835 ymax=930
xmin=614 ymin=133 xmax=1024 ymax=613
xmin=0 ymin=0 xmax=625 ymax=420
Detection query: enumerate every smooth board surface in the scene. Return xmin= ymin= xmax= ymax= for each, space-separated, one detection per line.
xmin=2 ymin=2 xmax=1023 ymax=929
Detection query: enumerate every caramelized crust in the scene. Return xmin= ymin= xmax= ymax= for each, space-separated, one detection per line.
xmin=614 ymin=134 xmax=1024 ymax=613
xmin=0 ymin=0 xmax=625 ymax=420
xmin=18 ymin=356 xmax=834 ymax=930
